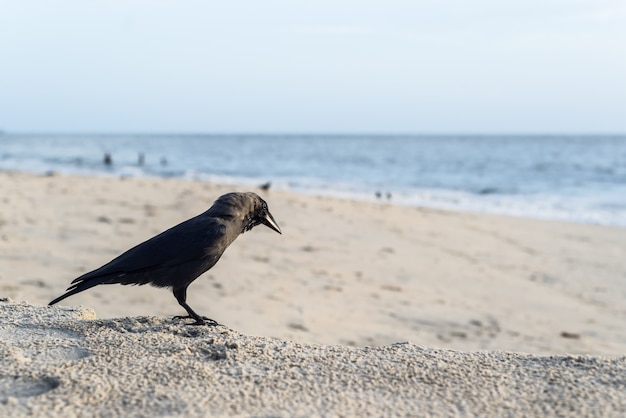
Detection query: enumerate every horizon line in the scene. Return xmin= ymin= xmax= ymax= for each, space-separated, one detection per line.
xmin=3 ymin=131 xmax=626 ymax=137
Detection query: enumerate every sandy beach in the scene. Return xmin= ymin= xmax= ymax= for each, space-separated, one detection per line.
xmin=1 ymin=170 xmax=626 ymax=416
xmin=1 ymin=170 xmax=625 ymax=355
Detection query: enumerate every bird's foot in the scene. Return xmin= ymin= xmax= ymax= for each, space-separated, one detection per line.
xmin=173 ymin=315 xmax=219 ymax=327
xmin=190 ymin=318 xmax=219 ymax=326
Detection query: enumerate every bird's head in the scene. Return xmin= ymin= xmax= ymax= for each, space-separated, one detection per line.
xmin=209 ymin=192 xmax=282 ymax=234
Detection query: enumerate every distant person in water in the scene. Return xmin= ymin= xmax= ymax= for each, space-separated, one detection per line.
xmin=138 ymin=153 xmax=145 ymax=166
xmin=103 ymin=153 xmax=112 ymax=166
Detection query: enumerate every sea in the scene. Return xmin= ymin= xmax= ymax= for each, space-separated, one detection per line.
xmin=1 ymin=134 xmax=626 ymax=227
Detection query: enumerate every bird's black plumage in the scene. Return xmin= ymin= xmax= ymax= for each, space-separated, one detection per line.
xmin=49 ymin=192 xmax=281 ymax=325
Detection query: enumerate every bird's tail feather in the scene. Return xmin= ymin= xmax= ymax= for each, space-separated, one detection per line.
xmin=48 ymin=275 xmax=112 ymax=306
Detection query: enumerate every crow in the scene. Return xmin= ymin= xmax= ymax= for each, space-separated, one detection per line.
xmin=49 ymin=192 xmax=281 ymax=325
xmin=259 ymin=181 xmax=271 ymax=191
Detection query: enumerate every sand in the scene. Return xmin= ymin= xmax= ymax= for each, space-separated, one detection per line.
xmin=1 ymin=170 xmax=626 ymax=415
xmin=2 ymin=300 xmax=625 ymax=417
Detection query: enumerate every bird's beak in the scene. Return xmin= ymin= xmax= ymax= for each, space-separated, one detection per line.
xmin=262 ymin=211 xmax=282 ymax=234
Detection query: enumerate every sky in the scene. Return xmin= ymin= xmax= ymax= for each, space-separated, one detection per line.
xmin=1 ymin=0 xmax=625 ymax=134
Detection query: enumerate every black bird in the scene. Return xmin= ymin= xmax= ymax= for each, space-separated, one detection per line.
xmin=259 ymin=181 xmax=271 ymax=191
xmin=49 ymin=192 xmax=281 ymax=325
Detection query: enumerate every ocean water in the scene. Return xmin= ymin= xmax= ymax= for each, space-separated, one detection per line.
xmin=1 ymin=134 xmax=626 ymax=226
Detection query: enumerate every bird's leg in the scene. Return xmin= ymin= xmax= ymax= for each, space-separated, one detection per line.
xmin=173 ymin=287 xmax=219 ymax=326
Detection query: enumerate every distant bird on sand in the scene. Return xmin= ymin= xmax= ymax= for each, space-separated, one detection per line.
xmin=259 ymin=181 xmax=272 ymax=191
xmin=49 ymin=192 xmax=282 ymax=325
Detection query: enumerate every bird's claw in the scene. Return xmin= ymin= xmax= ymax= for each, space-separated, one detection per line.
xmin=173 ymin=315 xmax=219 ymax=327
xmin=192 ymin=317 xmax=219 ymax=327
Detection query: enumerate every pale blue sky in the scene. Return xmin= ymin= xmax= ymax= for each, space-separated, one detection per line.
xmin=1 ymin=0 xmax=625 ymax=133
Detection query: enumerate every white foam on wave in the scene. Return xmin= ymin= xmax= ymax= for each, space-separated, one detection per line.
xmin=392 ymin=187 xmax=626 ymax=227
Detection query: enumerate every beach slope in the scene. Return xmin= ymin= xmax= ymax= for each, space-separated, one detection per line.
xmin=1 ymin=300 xmax=625 ymax=417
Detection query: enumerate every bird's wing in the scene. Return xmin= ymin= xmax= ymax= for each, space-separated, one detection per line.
xmin=87 ymin=218 xmax=223 ymax=275
xmin=64 ymin=215 xmax=227 ymax=292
